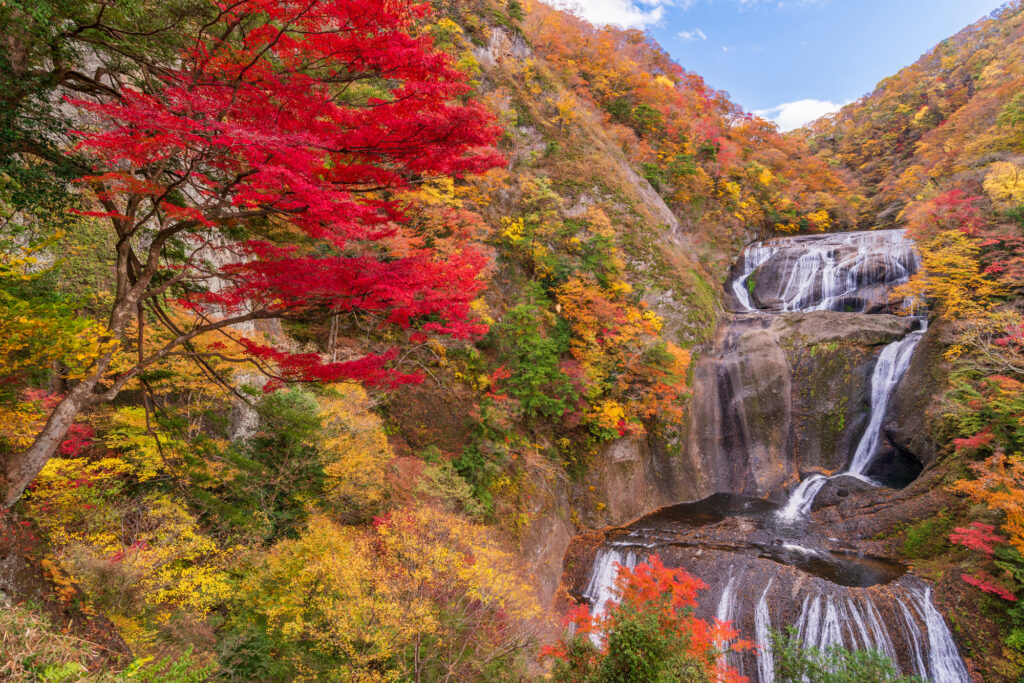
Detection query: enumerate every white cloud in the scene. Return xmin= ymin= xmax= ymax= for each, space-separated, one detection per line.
xmin=677 ymin=28 xmax=707 ymax=41
xmin=544 ymin=0 xmax=826 ymax=28
xmin=551 ymin=0 xmax=674 ymax=28
xmin=755 ymin=98 xmax=844 ymax=132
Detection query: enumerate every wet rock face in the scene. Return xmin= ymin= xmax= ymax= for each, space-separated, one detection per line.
xmin=685 ymin=316 xmax=792 ymax=497
xmin=576 ymin=437 xmax=684 ymax=528
xmin=884 ymin=321 xmax=952 ymax=468
xmin=811 ymin=475 xmax=878 ymax=511
xmin=685 ymin=311 xmax=916 ymax=497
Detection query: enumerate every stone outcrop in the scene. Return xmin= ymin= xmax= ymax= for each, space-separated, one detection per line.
xmin=884 ymin=320 xmax=953 ymax=468
xmin=685 ymin=311 xmax=916 ymax=500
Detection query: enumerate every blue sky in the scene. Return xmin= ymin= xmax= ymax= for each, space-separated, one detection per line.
xmin=550 ymin=0 xmax=1006 ymax=130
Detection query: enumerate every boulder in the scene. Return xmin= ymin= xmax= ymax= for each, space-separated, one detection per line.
xmin=811 ymin=474 xmax=877 ymax=511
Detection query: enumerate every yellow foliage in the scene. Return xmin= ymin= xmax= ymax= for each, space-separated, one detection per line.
xmin=413 ymin=176 xmax=462 ymax=208
xmin=319 ymin=384 xmax=392 ymax=519
xmin=553 ymin=92 xmax=580 ymax=129
xmin=806 ymin=209 xmax=832 ymax=232
xmin=25 ymin=406 xmax=234 ymax=638
xmin=0 ymin=400 xmax=46 ymax=450
xmin=983 ymin=161 xmax=1024 ymax=207
xmin=244 ymin=518 xmax=410 ymax=681
xmin=0 ymin=241 xmax=116 ymax=385
xmin=893 ymin=230 xmax=1004 ymax=319
xmin=501 ymin=216 xmax=526 ymax=243
xmin=587 ymin=400 xmax=627 ymax=433
xmin=654 ymin=75 xmax=675 ymax=90
xmin=246 ymin=509 xmax=541 ymax=680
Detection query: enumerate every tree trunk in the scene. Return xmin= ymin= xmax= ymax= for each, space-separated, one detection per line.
xmin=1 ymin=377 xmax=98 ymax=508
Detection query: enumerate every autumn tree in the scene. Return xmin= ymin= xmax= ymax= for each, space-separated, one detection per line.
xmin=0 ymin=0 xmax=503 ymax=506
xmin=544 ymin=555 xmax=748 ymax=683
xmin=892 ymin=229 xmax=1003 ymax=319
xmin=236 ymin=509 xmax=541 ymax=680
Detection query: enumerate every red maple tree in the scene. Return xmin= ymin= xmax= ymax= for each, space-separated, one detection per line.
xmin=1 ymin=0 xmax=502 ymax=506
xmin=544 ymin=555 xmax=750 ymax=682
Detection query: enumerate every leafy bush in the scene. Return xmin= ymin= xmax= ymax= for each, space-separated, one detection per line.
xmin=495 ymin=289 xmax=577 ymax=419
xmin=545 ymin=556 xmax=744 ymax=683
xmin=771 ymin=627 xmax=922 ymax=683
xmin=902 ymin=511 xmax=955 ymax=559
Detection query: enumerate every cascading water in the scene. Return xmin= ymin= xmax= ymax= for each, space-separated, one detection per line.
xmin=580 ymin=547 xmax=637 ymax=644
xmin=731 ymin=229 xmax=921 ymax=314
xmin=753 ymin=580 xmax=775 ymax=683
xmin=777 ymin=325 xmax=926 ymax=522
xmin=571 ymin=229 xmax=971 ymax=681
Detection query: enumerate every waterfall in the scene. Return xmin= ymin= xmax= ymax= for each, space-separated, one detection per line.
xmin=715 ymin=569 xmax=742 ymax=674
xmin=732 ymin=244 xmax=776 ymax=310
xmin=913 ymin=587 xmax=972 ymax=683
xmin=732 ymin=229 xmax=919 ymax=313
xmin=574 ymin=228 xmax=970 ymax=682
xmin=850 ymin=597 xmax=899 ymax=665
xmin=777 ymin=326 xmax=926 ymax=523
xmin=780 ymin=583 xmax=968 ymax=682
xmin=776 ymin=474 xmax=829 ymax=521
xmin=847 ymin=328 xmax=926 ymax=476
xmin=898 ymin=597 xmax=930 ymax=677
xmin=581 ymin=547 xmax=637 ymax=644
xmin=754 ymin=580 xmax=775 ymax=683
xmin=716 ymin=570 xmax=740 ymax=626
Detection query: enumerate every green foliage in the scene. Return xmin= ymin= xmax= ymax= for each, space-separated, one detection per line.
xmin=215 ymin=389 xmax=325 ymax=541
xmin=1005 ymin=204 xmax=1024 ymax=229
xmin=452 ymin=399 xmax=512 ymax=515
xmin=630 ymin=103 xmax=663 ymax=136
xmin=771 ymin=627 xmax=922 ymax=683
xmin=640 ymin=162 xmax=666 ymax=192
xmin=494 ymin=287 xmax=577 ymax=419
xmin=418 ymin=460 xmax=488 ymax=519
xmin=552 ymin=611 xmax=714 ymax=683
xmin=118 ymin=649 xmax=213 ymax=682
xmin=601 ymin=98 xmax=662 ymax=137
xmin=593 ymin=607 xmax=710 ymax=683
xmin=604 ymin=97 xmax=633 ymax=124
xmin=902 ymin=511 xmax=955 ymax=559
xmin=997 ymin=92 xmax=1024 ymax=137
xmin=215 ymin=626 xmax=293 ymax=682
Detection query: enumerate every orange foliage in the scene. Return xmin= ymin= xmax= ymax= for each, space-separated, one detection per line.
xmin=519 ymin=0 xmax=855 ymax=238
xmin=544 ymin=555 xmax=749 ymax=682
xmin=953 ymin=453 xmax=1024 ymax=556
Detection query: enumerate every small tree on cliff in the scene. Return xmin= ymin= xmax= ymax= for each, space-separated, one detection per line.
xmin=543 ymin=555 xmax=749 ymax=683
xmin=0 ymin=0 xmax=502 ymax=506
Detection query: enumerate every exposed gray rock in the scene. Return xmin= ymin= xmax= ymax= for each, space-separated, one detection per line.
xmin=884 ymin=320 xmax=953 ymax=467
xmin=811 ymin=474 xmax=877 ymax=511
xmin=683 ymin=311 xmax=916 ymax=496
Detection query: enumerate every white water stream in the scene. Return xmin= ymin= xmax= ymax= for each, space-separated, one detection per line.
xmin=581 ymin=547 xmax=637 ymax=645
xmin=776 ymin=325 xmax=926 ymax=522
xmin=732 ymin=229 xmax=920 ymax=313
xmin=577 ymin=230 xmax=970 ymax=681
